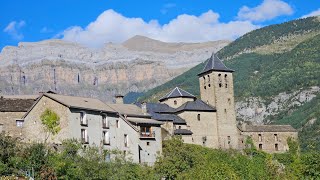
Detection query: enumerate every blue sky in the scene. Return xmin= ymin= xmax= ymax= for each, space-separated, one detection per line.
xmin=1 ymin=0 xmax=319 ymax=49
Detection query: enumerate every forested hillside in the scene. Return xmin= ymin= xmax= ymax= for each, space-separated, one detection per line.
xmin=137 ymin=16 xmax=320 ymax=150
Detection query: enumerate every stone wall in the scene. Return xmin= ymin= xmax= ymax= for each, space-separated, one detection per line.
xmin=22 ymin=96 xmax=71 ymax=143
xmin=177 ymin=111 xmax=219 ymax=148
xmin=240 ymin=131 xmax=298 ymax=153
xmin=161 ymin=97 xmax=194 ymax=108
xmin=0 ymin=112 xmax=25 ymax=138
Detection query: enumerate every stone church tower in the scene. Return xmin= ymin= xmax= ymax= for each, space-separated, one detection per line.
xmin=197 ymin=53 xmax=239 ymax=149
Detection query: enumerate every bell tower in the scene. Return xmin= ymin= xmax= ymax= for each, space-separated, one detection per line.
xmin=198 ymin=53 xmax=238 ymax=149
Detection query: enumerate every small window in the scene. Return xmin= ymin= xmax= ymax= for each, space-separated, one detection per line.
xmin=80 ymin=112 xmax=87 ymax=125
xmin=124 ymin=134 xmax=128 ymax=147
xmin=227 ymin=136 xmax=231 ymax=144
xmin=116 ymin=120 xmax=119 ymax=128
xmin=275 ymin=144 xmax=279 ymax=151
xmin=16 ymin=120 xmax=24 ymax=127
xmin=258 ymin=134 xmax=262 ymax=142
xmin=219 ymin=83 xmax=222 ymax=87
xmin=224 ymin=74 xmax=227 ymax=78
xmin=140 ymin=126 xmax=153 ymax=137
xmin=102 ymin=115 xmax=109 ymax=128
xmin=81 ymin=129 xmax=88 ymax=144
xmin=274 ymin=134 xmax=278 ymax=141
xmin=225 ymin=84 xmax=228 ymax=88
xmin=179 ymin=126 xmax=181 ymax=129
xmin=207 ymin=75 xmax=210 ymax=83
xmin=218 ymin=74 xmax=221 ymax=77
xmin=197 ymin=114 xmax=201 ymax=121
xmin=204 ymin=86 xmax=207 ymax=89
xmin=228 ymin=98 xmax=231 ymax=105
xmin=147 ymin=142 xmax=150 ymax=146
xmin=259 ymin=144 xmax=262 ymax=150
xmin=77 ymin=73 xmax=80 ymax=83
xmin=174 ymin=100 xmax=177 ymax=105
xmin=103 ymin=131 xmax=110 ymax=145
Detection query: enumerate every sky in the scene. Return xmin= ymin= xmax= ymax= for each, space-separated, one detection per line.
xmin=0 ymin=0 xmax=319 ymax=50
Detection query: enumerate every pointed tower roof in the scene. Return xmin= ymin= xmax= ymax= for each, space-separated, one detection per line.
xmin=198 ymin=53 xmax=234 ymax=76
xmin=159 ymin=87 xmax=196 ymax=102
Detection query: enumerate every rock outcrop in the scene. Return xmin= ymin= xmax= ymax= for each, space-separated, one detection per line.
xmin=0 ymin=36 xmax=230 ymax=102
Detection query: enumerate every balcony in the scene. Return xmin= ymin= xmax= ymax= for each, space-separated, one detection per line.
xmin=140 ymin=131 xmax=155 ymax=139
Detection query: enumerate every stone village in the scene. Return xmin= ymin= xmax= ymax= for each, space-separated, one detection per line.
xmin=0 ymin=54 xmax=297 ymax=165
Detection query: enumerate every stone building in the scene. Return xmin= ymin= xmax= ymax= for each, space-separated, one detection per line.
xmin=142 ymin=53 xmax=297 ymax=153
xmin=0 ymin=95 xmax=37 ymax=138
xmin=239 ymin=124 xmax=298 ymax=153
xmin=21 ymin=92 xmax=162 ymax=165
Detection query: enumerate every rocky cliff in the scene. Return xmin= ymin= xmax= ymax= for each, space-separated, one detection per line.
xmin=0 ymin=36 xmax=229 ymax=102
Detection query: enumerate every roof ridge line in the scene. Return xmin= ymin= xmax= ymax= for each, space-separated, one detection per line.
xmin=176 ymin=87 xmax=183 ymax=96
xmin=167 ymin=87 xmax=177 ymax=98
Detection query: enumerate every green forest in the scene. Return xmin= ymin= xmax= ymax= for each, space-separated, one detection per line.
xmin=1 ymin=134 xmax=320 ymax=179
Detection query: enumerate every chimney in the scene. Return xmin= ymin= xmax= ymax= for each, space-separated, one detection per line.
xmin=115 ymin=94 xmax=124 ymax=104
xmin=141 ymin=102 xmax=147 ymax=115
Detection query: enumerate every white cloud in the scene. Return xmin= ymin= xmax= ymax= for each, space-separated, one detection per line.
xmin=60 ymin=9 xmax=259 ymax=48
xmin=237 ymin=0 xmax=293 ymax=22
xmin=3 ymin=20 xmax=26 ymax=40
xmin=301 ymin=8 xmax=320 ymax=18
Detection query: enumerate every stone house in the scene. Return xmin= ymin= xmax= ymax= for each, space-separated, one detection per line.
xmin=238 ymin=124 xmax=298 ymax=153
xmin=141 ymin=53 xmax=297 ymax=153
xmin=21 ymin=92 xmax=162 ymax=165
xmin=0 ymin=95 xmax=37 ymax=138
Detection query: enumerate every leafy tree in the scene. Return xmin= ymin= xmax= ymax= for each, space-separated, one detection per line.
xmin=40 ymin=108 xmax=61 ymax=142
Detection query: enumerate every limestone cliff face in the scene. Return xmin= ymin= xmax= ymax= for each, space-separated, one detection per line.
xmin=235 ymin=86 xmax=320 ymax=124
xmin=0 ymin=37 xmax=230 ymax=102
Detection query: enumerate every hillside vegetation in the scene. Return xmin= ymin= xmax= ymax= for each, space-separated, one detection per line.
xmin=137 ymin=16 xmax=320 ymax=150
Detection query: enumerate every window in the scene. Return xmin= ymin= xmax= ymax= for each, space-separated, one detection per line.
xmin=197 ymin=114 xmax=201 ymax=121
xmin=227 ymin=136 xmax=231 ymax=144
xmin=174 ymin=100 xmax=177 ymax=105
xmin=208 ymin=84 xmax=211 ymax=87
xmin=102 ymin=115 xmax=109 ymax=128
xmin=228 ymin=98 xmax=231 ymax=105
xmin=16 ymin=120 xmax=24 ymax=127
xmin=116 ymin=120 xmax=119 ymax=128
xmin=275 ymin=144 xmax=279 ymax=151
xmin=179 ymin=126 xmax=181 ymax=129
xmin=140 ymin=126 xmax=153 ymax=137
xmin=77 ymin=73 xmax=80 ymax=83
xmin=218 ymin=74 xmax=222 ymax=88
xmin=274 ymin=134 xmax=278 ymax=141
xmin=81 ymin=129 xmax=88 ymax=144
xmin=259 ymin=144 xmax=262 ymax=150
xmin=204 ymin=86 xmax=207 ymax=89
xmin=207 ymin=75 xmax=210 ymax=83
xmin=147 ymin=142 xmax=150 ymax=146
xmin=258 ymin=134 xmax=262 ymax=142
xmin=225 ymin=74 xmax=228 ymax=88
xmin=103 ymin=131 xmax=110 ymax=145
xmin=124 ymin=134 xmax=128 ymax=147
xmin=80 ymin=112 xmax=87 ymax=125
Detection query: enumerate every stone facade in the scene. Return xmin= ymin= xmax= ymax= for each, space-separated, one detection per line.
xmin=198 ymin=70 xmax=239 ymax=149
xmin=22 ymin=93 xmax=162 ymax=165
xmin=0 ymin=112 xmax=25 ymax=137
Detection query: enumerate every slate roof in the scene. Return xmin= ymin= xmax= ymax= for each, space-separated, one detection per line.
xmin=241 ymin=125 xmax=297 ymax=132
xmin=0 ymin=98 xmax=36 ymax=112
xmin=175 ymin=99 xmax=216 ymax=112
xmin=145 ymin=103 xmax=175 ymax=113
xmin=151 ymin=113 xmax=187 ymax=124
xmin=174 ymin=129 xmax=193 ymax=135
xmin=198 ymin=53 xmax=234 ymax=76
xmin=159 ymin=87 xmax=196 ymax=102
xmin=126 ymin=117 xmax=163 ymax=125
xmin=43 ymin=93 xmax=115 ymax=112
xmin=107 ymin=103 xmax=150 ymax=117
